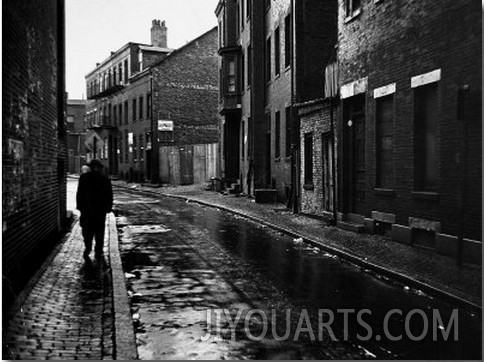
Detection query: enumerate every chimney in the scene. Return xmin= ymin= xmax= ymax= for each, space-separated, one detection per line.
xmin=151 ymin=19 xmax=167 ymax=48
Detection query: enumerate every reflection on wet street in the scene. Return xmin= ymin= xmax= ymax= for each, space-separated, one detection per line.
xmin=114 ymin=189 xmax=481 ymax=360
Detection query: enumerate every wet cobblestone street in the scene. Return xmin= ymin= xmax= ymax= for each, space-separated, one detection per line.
xmin=114 ymin=188 xmax=481 ymax=360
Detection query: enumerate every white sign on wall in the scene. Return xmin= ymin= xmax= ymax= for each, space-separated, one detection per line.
xmin=158 ymin=120 xmax=174 ymax=131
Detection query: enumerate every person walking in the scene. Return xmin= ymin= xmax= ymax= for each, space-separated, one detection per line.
xmin=76 ymin=159 xmax=113 ymax=259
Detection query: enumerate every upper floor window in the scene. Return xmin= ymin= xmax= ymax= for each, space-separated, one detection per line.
xmin=124 ymin=59 xmax=129 ymax=84
xmin=132 ymin=99 xmax=137 ymax=122
xmin=228 ymin=59 xmax=236 ymax=93
xmin=139 ymin=96 xmax=144 ymax=120
xmin=345 ymin=0 xmax=361 ymax=18
xmin=147 ymin=93 xmax=152 ymax=118
xmin=118 ymin=63 xmax=123 ymax=84
xmin=274 ymin=27 xmax=280 ymax=76
xmin=265 ymin=36 xmax=271 ymax=83
xmin=284 ymin=13 xmax=291 ymax=68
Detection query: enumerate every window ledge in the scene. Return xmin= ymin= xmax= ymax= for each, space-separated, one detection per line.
xmin=274 ymin=157 xmax=281 ymax=162
xmin=374 ymin=188 xmax=396 ymax=197
xmin=285 ymin=156 xmax=291 ymax=162
xmin=303 ymin=184 xmax=314 ymax=191
xmin=285 ymin=65 xmax=291 ymax=72
xmin=344 ymin=8 xmax=361 ymax=23
xmin=411 ymin=191 xmax=439 ymax=201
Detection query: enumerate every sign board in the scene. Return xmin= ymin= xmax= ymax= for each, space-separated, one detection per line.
xmin=158 ymin=120 xmax=174 ymax=132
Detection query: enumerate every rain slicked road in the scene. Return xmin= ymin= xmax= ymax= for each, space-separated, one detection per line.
xmin=114 ymin=188 xmax=481 ymax=360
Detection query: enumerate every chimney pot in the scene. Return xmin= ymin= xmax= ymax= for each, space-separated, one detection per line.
xmin=151 ymin=19 xmax=167 ymax=48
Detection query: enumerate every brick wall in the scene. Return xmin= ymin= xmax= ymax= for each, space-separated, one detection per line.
xmin=152 ymin=27 xmax=219 ymax=147
xmin=3 ymin=0 xmax=66 ymax=303
xmin=299 ymin=100 xmax=338 ymax=215
xmin=338 ymin=0 xmax=481 ymax=240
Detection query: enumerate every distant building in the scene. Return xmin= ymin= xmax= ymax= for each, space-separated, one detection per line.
xmin=3 ymin=0 xmax=66 ymax=307
xmin=67 ymin=99 xmax=89 ymax=174
xmin=85 ymin=21 xmax=219 ymax=184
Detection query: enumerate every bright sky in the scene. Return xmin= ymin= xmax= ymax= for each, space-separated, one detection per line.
xmin=66 ymin=0 xmax=219 ymax=99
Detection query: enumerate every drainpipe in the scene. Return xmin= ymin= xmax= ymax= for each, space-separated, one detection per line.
xmin=330 ymin=94 xmax=338 ymax=226
xmin=150 ymin=70 xmax=160 ymax=184
xmin=290 ymin=0 xmax=299 ymax=213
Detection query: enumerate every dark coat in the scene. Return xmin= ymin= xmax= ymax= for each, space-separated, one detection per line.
xmin=76 ymin=171 xmax=113 ymax=217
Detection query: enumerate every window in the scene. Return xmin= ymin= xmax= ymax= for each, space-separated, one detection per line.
xmin=139 ymin=135 xmax=144 ymax=162
xmin=119 ymin=136 xmax=123 ymax=164
xmin=124 ymin=101 xmax=129 ymax=125
xmin=113 ymin=104 xmax=117 ymax=126
xmin=414 ymin=83 xmax=438 ymax=191
xmin=139 ymin=96 xmax=144 ymax=120
xmin=228 ymin=59 xmax=236 ymax=93
xmin=119 ymin=64 xmax=123 ymax=84
xmin=240 ymin=0 xmax=244 ymax=31
xmin=275 ymin=111 xmax=281 ymax=158
xmin=285 ymin=107 xmax=291 ymax=157
xmin=274 ymin=27 xmax=280 ymax=76
xmin=147 ymin=93 xmax=151 ymax=118
xmin=247 ymin=45 xmax=252 ymax=88
xmin=118 ymin=104 xmax=123 ymax=126
xmin=113 ymin=67 xmax=117 ymax=86
xmin=124 ymin=59 xmax=129 ymax=84
xmin=284 ymin=13 xmax=291 ymax=68
xmin=132 ymin=99 xmax=137 ymax=122
xmin=345 ymin=0 xmax=361 ymax=18
xmin=376 ymin=95 xmax=394 ymax=188
xmin=124 ymin=130 xmax=129 ymax=161
xmin=133 ymin=135 xmax=137 ymax=162
xmin=265 ymin=37 xmax=271 ymax=83
xmin=304 ymin=133 xmax=313 ymax=185
xmin=241 ymin=50 xmax=245 ymax=90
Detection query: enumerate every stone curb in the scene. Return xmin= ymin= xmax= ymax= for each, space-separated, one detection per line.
xmin=107 ymin=212 xmax=138 ymax=360
xmin=114 ymin=185 xmax=481 ymax=315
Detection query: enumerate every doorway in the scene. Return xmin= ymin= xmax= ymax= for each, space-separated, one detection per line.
xmin=343 ymin=94 xmax=366 ymax=215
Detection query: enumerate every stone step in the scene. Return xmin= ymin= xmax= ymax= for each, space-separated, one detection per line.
xmin=254 ymin=189 xmax=277 ymax=204
xmin=337 ymin=221 xmax=365 ymax=233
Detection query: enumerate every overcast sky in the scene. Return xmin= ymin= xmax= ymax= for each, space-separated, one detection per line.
xmin=66 ymin=0 xmax=219 ymax=99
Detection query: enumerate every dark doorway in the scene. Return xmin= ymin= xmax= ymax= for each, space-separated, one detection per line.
xmin=223 ymin=114 xmax=241 ymax=182
xmin=180 ymin=145 xmax=194 ymax=185
xmin=343 ymin=94 xmax=366 ymax=215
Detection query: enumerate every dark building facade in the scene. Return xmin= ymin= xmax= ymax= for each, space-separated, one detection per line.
xmin=85 ymin=22 xmax=219 ymax=184
xmin=298 ymin=0 xmax=481 ymax=261
xmin=66 ymin=99 xmax=89 ymax=174
xmin=3 ymin=0 xmax=67 ymax=306
xmin=216 ymin=0 xmax=332 ymax=204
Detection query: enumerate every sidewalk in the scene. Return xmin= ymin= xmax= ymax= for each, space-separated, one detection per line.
xmin=2 ymin=216 xmax=118 ymax=360
xmin=113 ymin=180 xmax=482 ymax=309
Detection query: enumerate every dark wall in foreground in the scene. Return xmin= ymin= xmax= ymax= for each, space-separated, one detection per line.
xmin=2 ymin=0 xmax=67 ymax=304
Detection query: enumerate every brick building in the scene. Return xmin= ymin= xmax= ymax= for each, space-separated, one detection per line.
xmin=298 ymin=0 xmax=481 ymax=259
xmin=85 ymin=21 xmax=219 ymax=184
xmin=67 ymin=99 xmax=89 ymax=174
xmin=216 ymin=0 xmax=332 ymax=205
xmin=3 ymin=0 xmax=67 ymax=307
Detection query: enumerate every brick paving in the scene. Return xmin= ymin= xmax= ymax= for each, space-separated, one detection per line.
xmin=112 ymin=180 xmax=482 ymax=308
xmin=2 ymin=219 xmax=115 ymax=360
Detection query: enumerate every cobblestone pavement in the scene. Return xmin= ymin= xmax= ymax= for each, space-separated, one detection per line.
xmin=2 ymin=219 xmax=115 ymax=360
xmin=112 ymin=180 xmax=482 ymax=307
